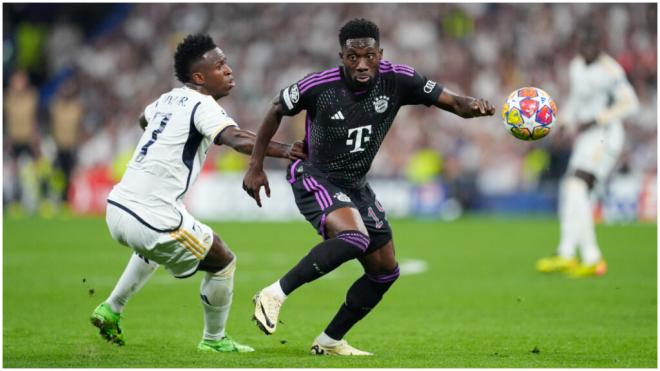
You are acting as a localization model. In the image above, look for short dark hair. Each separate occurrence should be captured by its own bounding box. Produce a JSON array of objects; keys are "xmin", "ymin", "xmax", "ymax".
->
[
  {"xmin": 173, "ymin": 34, "xmax": 216, "ymax": 83},
  {"xmin": 338, "ymin": 18, "xmax": 380, "ymax": 47},
  {"xmin": 578, "ymin": 21, "xmax": 601, "ymax": 44}
]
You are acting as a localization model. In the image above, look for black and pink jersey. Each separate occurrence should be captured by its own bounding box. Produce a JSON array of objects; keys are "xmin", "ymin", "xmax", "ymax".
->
[{"xmin": 279, "ymin": 60, "xmax": 444, "ymax": 189}]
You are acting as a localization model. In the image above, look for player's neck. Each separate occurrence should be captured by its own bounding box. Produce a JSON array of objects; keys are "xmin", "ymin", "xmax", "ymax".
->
[{"xmin": 184, "ymin": 83, "xmax": 210, "ymax": 96}]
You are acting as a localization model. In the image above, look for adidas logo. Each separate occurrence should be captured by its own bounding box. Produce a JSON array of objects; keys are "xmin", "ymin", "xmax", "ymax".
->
[{"xmin": 331, "ymin": 111, "xmax": 345, "ymax": 120}]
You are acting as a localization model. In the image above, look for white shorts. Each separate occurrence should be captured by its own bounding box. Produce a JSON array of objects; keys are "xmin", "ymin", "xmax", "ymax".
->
[
  {"xmin": 567, "ymin": 122, "xmax": 624, "ymax": 181},
  {"xmin": 106, "ymin": 202, "xmax": 214, "ymax": 278}
]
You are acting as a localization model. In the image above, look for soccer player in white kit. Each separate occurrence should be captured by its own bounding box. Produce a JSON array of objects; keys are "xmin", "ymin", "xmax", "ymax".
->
[
  {"xmin": 536, "ymin": 24, "xmax": 639, "ymax": 277},
  {"xmin": 90, "ymin": 34, "xmax": 305, "ymax": 352}
]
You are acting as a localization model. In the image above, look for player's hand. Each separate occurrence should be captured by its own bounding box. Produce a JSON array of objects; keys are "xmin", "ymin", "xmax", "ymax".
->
[
  {"xmin": 470, "ymin": 98, "xmax": 496, "ymax": 116},
  {"xmin": 242, "ymin": 167, "xmax": 270, "ymax": 207},
  {"xmin": 287, "ymin": 140, "xmax": 307, "ymax": 161},
  {"xmin": 576, "ymin": 119, "xmax": 597, "ymax": 133}
]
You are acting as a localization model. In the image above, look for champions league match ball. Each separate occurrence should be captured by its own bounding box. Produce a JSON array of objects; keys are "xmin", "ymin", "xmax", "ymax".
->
[{"xmin": 501, "ymin": 87, "xmax": 557, "ymax": 141}]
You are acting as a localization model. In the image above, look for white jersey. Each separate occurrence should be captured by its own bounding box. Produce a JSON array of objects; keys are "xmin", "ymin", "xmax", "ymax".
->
[
  {"xmin": 108, "ymin": 86, "xmax": 237, "ymax": 230},
  {"xmin": 563, "ymin": 53, "xmax": 638, "ymax": 127},
  {"xmin": 563, "ymin": 53, "xmax": 639, "ymax": 180}
]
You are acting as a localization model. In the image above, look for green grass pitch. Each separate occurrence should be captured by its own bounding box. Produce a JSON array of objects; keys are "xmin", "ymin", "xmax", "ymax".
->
[{"xmin": 3, "ymin": 215, "xmax": 657, "ymax": 367}]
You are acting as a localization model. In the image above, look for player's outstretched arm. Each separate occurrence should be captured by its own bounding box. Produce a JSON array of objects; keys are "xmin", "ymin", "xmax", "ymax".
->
[
  {"xmin": 242, "ymin": 98, "xmax": 286, "ymax": 207},
  {"xmin": 215, "ymin": 126, "xmax": 306, "ymax": 160},
  {"xmin": 433, "ymin": 88, "xmax": 496, "ymax": 118}
]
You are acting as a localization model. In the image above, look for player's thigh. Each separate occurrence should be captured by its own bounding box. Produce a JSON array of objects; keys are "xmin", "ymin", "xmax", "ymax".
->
[
  {"xmin": 106, "ymin": 203, "xmax": 158, "ymax": 251},
  {"xmin": 106, "ymin": 204, "xmax": 215, "ymax": 278},
  {"xmin": 158, "ymin": 211, "xmax": 217, "ymax": 278},
  {"xmin": 569, "ymin": 126, "xmax": 624, "ymax": 180},
  {"xmin": 289, "ymin": 161, "xmax": 367, "ymax": 238},
  {"xmin": 354, "ymin": 184, "xmax": 393, "ymax": 252},
  {"xmin": 324, "ymin": 207, "xmax": 368, "ymax": 238}
]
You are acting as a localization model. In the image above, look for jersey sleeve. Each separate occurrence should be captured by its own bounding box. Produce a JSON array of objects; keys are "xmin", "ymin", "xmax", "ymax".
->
[
  {"xmin": 397, "ymin": 68, "xmax": 444, "ymax": 106},
  {"xmin": 194, "ymin": 97, "xmax": 239, "ymax": 141},
  {"xmin": 143, "ymin": 99, "xmax": 159, "ymax": 123},
  {"xmin": 279, "ymin": 79, "xmax": 313, "ymax": 116}
]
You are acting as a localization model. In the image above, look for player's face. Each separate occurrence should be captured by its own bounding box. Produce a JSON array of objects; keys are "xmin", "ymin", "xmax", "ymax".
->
[
  {"xmin": 340, "ymin": 38, "xmax": 382, "ymax": 88},
  {"xmin": 195, "ymin": 48, "xmax": 235, "ymax": 99},
  {"xmin": 578, "ymin": 32, "xmax": 601, "ymax": 65}
]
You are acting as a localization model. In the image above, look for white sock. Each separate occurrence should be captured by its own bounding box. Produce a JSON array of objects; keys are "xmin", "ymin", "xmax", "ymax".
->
[
  {"xmin": 317, "ymin": 331, "xmax": 341, "ymax": 347},
  {"xmin": 107, "ymin": 253, "xmax": 159, "ymax": 313},
  {"xmin": 200, "ymin": 257, "xmax": 236, "ymax": 341},
  {"xmin": 264, "ymin": 280, "xmax": 287, "ymax": 301},
  {"xmin": 556, "ymin": 177, "xmax": 583, "ymax": 259},
  {"xmin": 575, "ymin": 182, "xmax": 602, "ymax": 265}
]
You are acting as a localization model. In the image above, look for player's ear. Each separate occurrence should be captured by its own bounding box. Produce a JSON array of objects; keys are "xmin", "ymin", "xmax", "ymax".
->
[
  {"xmin": 379, "ymin": 48, "xmax": 384, "ymax": 58},
  {"xmin": 190, "ymin": 71, "xmax": 204, "ymax": 85},
  {"xmin": 338, "ymin": 51, "xmax": 343, "ymax": 60}
]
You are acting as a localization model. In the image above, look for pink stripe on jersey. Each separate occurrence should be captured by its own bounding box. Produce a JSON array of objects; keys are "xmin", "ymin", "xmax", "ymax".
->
[
  {"xmin": 299, "ymin": 73, "xmax": 340, "ymax": 92},
  {"xmin": 380, "ymin": 67, "xmax": 414, "ymax": 77},
  {"xmin": 380, "ymin": 61, "xmax": 415, "ymax": 75},
  {"xmin": 299, "ymin": 76, "xmax": 341, "ymax": 94},
  {"xmin": 299, "ymin": 68, "xmax": 340, "ymax": 86}
]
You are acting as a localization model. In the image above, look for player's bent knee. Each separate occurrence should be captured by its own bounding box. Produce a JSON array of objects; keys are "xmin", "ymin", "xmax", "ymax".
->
[
  {"xmin": 365, "ymin": 265, "xmax": 400, "ymax": 285},
  {"xmin": 564, "ymin": 175, "xmax": 589, "ymax": 194},
  {"xmin": 573, "ymin": 169, "xmax": 597, "ymax": 190},
  {"xmin": 199, "ymin": 236, "xmax": 235, "ymax": 273},
  {"xmin": 335, "ymin": 230, "xmax": 371, "ymax": 256},
  {"xmin": 212, "ymin": 255, "xmax": 236, "ymax": 279}
]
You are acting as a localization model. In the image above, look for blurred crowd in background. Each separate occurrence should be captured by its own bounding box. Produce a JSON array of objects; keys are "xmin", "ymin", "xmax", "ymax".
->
[{"xmin": 3, "ymin": 3, "xmax": 657, "ymax": 219}]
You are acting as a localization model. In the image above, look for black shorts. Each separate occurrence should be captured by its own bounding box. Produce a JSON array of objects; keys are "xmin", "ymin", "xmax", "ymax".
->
[{"xmin": 287, "ymin": 160, "xmax": 393, "ymax": 254}]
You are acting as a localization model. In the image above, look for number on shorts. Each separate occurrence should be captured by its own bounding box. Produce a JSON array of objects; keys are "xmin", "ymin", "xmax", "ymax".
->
[{"xmin": 367, "ymin": 206, "xmax": 384, "ymax": 229}]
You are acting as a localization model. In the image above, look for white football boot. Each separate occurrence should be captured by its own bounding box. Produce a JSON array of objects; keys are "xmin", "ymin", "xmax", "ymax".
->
[
  {"xmin": 311, "ymin": 338, "xmax": 373, "ymax": 356},
  {"xmin": 252, "ymin": 290, "xmax": 283, "ymax": 335}
]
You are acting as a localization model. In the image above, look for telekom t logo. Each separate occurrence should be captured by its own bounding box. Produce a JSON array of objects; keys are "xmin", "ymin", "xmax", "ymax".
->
[{"xmin": 346, "ymin": 125, "xmax": 372, "ymax": 153}]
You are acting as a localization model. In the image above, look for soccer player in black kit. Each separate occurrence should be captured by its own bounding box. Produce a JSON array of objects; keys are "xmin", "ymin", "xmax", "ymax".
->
[{"xmin": 243, "ymin": 18, "xmax": 495, "ymax": 356}]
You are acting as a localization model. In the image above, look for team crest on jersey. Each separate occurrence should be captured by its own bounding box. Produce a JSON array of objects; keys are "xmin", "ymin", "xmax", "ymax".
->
[
  {"xmin": 373, "ymin": 95, "xmax": 389, "ymax": 113},
  {"xmin": 290, "ymin": 84, "xmax": 300, "ymax": 104},
  {"xmin": 334, "ymin": 192, "xmax": 352, "ymax": 203}
]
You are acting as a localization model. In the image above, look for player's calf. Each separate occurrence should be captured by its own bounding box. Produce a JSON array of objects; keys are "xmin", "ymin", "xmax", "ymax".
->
[
  {"xmin": 324, "ymin": 266, "xmax": 400, "ymax": 341},
  {"xmin": 279, "ymin": 230, "xmax": 370, "ymax": 294}
]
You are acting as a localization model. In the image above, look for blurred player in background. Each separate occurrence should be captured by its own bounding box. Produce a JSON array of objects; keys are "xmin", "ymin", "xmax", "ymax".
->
[
  {"xmin": 243, "ymin": 18, "xmax": 495, "ymax": 355},
  {"xmin": 4, "ymin": 70, "xmax": 40, "ymax": 214},
  {"xmin": 91, "ymin": 34, "xmax": 305, "ymax": 352},
  {"xmin": 536, "ymin": 23, "xmax": 639, "ymax": 277}
]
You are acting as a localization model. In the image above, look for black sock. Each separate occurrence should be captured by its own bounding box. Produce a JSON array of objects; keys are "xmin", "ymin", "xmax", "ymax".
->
[
  {"xmin": 324, "ymin": 266, "xmax": 400, "ymax": 340},
  {"xmin": 279, "ymin": 230, "xmax": 370, "ymax": 295}
]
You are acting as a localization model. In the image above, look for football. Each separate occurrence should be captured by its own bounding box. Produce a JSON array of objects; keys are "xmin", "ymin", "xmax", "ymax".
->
[{"xmin": 501, "ymin": 87, "xmax": 557, "ymax": 141}]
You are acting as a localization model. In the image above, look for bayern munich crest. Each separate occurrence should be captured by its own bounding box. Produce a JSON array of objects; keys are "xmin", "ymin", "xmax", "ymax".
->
[
  {"xmin": 334, "ymin": 192, "xmax": 352, "ymax": 202},
  {"xmin": 373, "ymin": 95, "xmax": 389, "ymax": 113}
]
